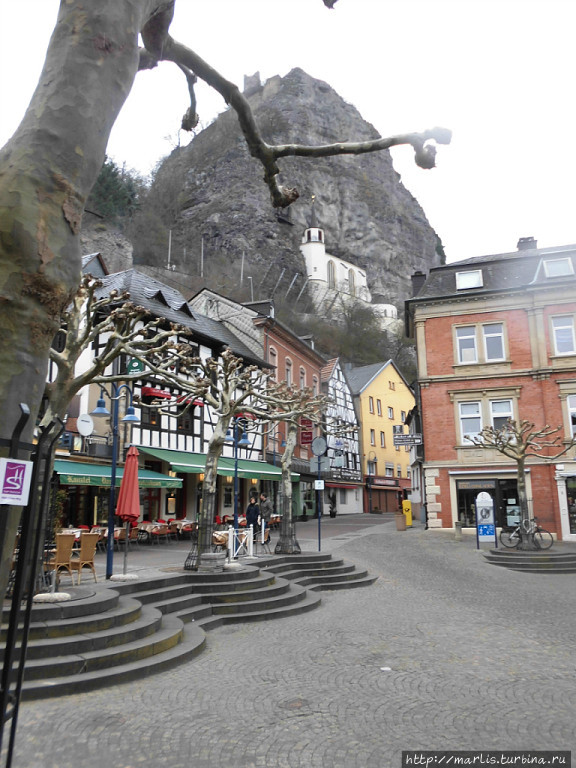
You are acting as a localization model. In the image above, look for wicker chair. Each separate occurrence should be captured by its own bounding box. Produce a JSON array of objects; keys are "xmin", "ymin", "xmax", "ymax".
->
[
  {"xmin": 70, "ymin": 532, "xmax": 99, "ymax": 584},
  {"xmin": 45, "ymin": 533, "xmax": 76, "ymax": 586}
]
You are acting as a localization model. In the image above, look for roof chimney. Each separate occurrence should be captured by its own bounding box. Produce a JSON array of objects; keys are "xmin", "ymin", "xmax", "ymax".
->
[
  {"xmin": 410, "ymin": 271, "xmax": 427, "ymax": 296},
  {"xmin": 517, "ymin": 236, "xmax": 537, "ymax": 251}
]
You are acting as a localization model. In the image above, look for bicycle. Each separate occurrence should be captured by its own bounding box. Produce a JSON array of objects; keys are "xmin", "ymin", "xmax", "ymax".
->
[{"xmin": 499, "ymin": 516, "xmax": 553, "ymax": 550}]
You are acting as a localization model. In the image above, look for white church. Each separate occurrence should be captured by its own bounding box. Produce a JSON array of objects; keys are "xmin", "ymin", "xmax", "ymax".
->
[{"xmin": 298, "ymin": 200, "xmax": 399, "ymax": 327}]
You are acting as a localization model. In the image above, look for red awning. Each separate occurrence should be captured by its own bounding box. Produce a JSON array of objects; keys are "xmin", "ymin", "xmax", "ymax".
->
[
  {"xmin": 326, "ymin": 483, "xmax": 361, "ymax": 489},
  {"xmin": 141, "ymin": 386, "xmax": 172, "ymax": 399}
]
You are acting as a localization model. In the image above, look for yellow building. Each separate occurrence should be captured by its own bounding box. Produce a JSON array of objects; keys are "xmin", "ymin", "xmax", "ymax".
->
[{"xmin": 346, "ymin": 361, "xmax": 415, "ymax": 513}]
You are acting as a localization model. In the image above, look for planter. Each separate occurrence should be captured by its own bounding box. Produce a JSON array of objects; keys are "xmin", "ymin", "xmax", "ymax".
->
[{"xmin": 395, "ymin": 513, "xmax": 407, "ymax": 531}]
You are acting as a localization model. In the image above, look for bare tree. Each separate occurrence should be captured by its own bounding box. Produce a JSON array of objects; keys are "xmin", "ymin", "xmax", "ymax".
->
[
  {"xmin": 468, "ymin": 419, "xmax": 576, "ymax": 549},
  {"xmin": 0, "ymin": 0, "xmax": 449, "ymax": 599}
]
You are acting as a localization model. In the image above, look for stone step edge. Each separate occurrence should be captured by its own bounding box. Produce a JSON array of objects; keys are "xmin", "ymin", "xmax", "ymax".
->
[
  {"xmin": 193, "ymin": 591, "xmax": 322, "ymax": 630},
  {"xmin": 20, "ymin": 623, "xmax": 206, "ymax": 700}
]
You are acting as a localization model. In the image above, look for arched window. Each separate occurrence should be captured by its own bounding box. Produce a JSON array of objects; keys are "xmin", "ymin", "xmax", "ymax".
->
[
  {"xmin": 299, "ymin": 367, "xmax": 306, "ymax": 389},
  {"xmin": 269, "ymin": 347, "xmax": 277, "ymax": 380},
  {"xmin": 285, "ymin": 358, "xmax": 293, "ymax": 386},
  {"xmin": 348, "ymin": 269, "xmax": 356, "ymax": 296},
  {"xmin": 312, "ymin": 376, "xmax": 319, "ymax": 396},
  {"xmin": 327, "ymin": 260, "xmax": 336, "ymax": 288}
]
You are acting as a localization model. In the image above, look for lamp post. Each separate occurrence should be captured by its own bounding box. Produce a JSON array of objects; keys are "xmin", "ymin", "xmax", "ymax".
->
[
  {"xmin": 91, "ymin": 384, "xmax": 139, "ymax": 578},
  {"xmin": 367, "ymin": 451, "xmax": 377, "ymax": 514},
  {"xmin": 225, "ymin": 417, "xmax": 250, "ymax": 556}
]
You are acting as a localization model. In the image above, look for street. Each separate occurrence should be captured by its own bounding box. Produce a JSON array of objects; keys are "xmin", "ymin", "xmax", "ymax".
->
[{"xmin": 8, "ymin": 515, "xmax": 576, "ymax": 767}]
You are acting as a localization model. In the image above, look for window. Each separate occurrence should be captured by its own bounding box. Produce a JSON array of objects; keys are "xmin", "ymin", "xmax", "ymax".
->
[
  {"xmin": 348, "ymin": 269, "xmax": 356, "ymax": 296},
  {"xmin": 269, "ymin": 347, "xmax": 277, "ymax": 380},
  {"xmin": 339, "ymin": 488, "xmax": 347, "ymax": 504},
  {"xmin": 552, "ymin": 316, "xmax": 576, "ymax": 355},
  {"xmin": 380, "ymin": 431, "xmax": 386, "ymax": 447},
  {"xmin": 299, "ymin": 367, "xmax": 306, "ymax": 389},
  {"xmin": 385, "ymin": 463, "xmax": 394, "ymax": 478},
  {"xmin": 459, "ymin": 401, "xmax": 482, "ymax": 443},
  {"xmin": 568, "ymin": 395, "xmax": 576, "ymax": 437},
  {"xmin": 456, "ymin": 326, "xmax": 477, "ymax": 363},
  {"xmin": 456, "ymin": 269, "xmax": 483, "ymax": 290},
  {"xmin": 376, "ymin": 399, "xmax": 382, "ymax": 416},
  {"xmin": 285, "ymin": 358, "xmax": 293, "ymax": 386},
  {"xmin": 482, "ymin": 323, "xmax": 505, "ymax": 361},
  {"xmin": 367, "ymin": 459, "xmax": 377, "ymax": 476},
  {"xmin": 389, "ymin": 381, "xmax": 395, "ymax": 390},
  {"xmin": 400, "ymin": 410, "xmax": 406, "ymax": 422},
  {"xmin": 456, "ymin": 322, "xmax": 507, "ymax": 364},
  {"xmin": 312, "ymin": 376, "xmax": 319, "ymax": 396},
  {"xmin": 397, "ymin": 465, "xmax": 402, "ymax": 478},
  {"xmin": 327, "ymin": 260, "xmax": 336, "ymax": 288},
  {"xmin": 368, "ymin": 397, "xmax": 374, "ymax": 414},
  {"xmin": 388, "ymin": 407, "xmax": 394, "ymax": 419},
  {"xmin": 490, "ymin": 399, "xmax": 513, "ymax": 431},
  {"xmin": 370, "ymin": 429, "xmax": 375, "ymax": 446},
  {"xmin": 544, "ymin": 258, "xmax": 574, "ymax": 278}
]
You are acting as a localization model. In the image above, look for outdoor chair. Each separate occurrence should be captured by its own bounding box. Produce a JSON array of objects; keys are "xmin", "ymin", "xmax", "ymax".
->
[
  {"xmin": 45, "ymin": 533, "xmax": 76, "ymax": 586},
  {"xmin": 70, "ymin": 532, "xmax": 99, "ymax": 584},
  {"xmin": 168, "ymin": 521, "xmax": 179, "ymax": 542}
]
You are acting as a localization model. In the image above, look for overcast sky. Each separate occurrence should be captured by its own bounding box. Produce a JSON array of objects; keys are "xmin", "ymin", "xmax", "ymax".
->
[{"xmin": 1, "ymin": 0, "xmax": 575, "ymax": 263}]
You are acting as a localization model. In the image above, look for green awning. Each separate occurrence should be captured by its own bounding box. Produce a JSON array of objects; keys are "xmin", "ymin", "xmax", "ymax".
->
[
  {"xmin": 53, "ymin": 459, "xmax": 182, "ymax": 488},
  {"xmin": 138, "ymin": 446, "xmax": 299, "ymax": 481}
]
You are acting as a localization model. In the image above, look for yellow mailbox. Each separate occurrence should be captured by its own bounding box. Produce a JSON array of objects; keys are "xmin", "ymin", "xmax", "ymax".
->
[{"xmin": 402, "ymin": 500, "xmax": 412, "ymax": 526}]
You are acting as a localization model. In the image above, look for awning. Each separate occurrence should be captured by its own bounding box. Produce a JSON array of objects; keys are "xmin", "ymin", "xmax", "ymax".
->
[
  {"xmin": 326, "ymin": 483, "xmax": 362, "ymax": 489},
  {"xmin": 54, "ymin": 459, "xmax": 182, "ymax": 488},
  {"xmin": 138, "ymin": 446, "xmax": 299, "ymax": 481}
]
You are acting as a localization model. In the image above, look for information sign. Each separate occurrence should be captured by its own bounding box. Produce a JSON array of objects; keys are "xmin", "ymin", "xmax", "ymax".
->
[{"xmin": 0, "ymin": 458, "xmax": 34, "ymax": 506}]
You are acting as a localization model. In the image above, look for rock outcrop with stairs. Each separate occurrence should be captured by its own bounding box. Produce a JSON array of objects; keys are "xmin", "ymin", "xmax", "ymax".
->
[
  {"xmin": 3, "ymin": 553, "xmax": 376, "ymax": 700},
  {"xmin": 483, "ymin": 549, "xmax": 576, "ymax": 574}
]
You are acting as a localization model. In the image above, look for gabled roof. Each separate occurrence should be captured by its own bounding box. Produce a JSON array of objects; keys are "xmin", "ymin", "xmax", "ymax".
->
[
  {"xmin": 321, "ymin": 358, "xmax": 339, "ymax": 383},
  {"xmin": 346, "ymin": 361, "xmax": 392, "ymax": 394},
  {"xmin": 95, "ymin": 269, "xmax": 268, "ymax": 366},
  {"xmin": 409, "ymin": 243, "xmax": 576, "ymax": 303}
]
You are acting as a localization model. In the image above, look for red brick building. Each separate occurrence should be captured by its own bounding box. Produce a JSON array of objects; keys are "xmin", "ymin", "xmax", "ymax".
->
[{"xmin": 406, "ymin": 238, "xmax": 576, "ymax": 540}]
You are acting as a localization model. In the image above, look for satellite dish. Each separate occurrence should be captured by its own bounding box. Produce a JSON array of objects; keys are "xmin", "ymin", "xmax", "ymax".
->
[{"xmin": 77, "ymin": 414, "xmax": 94, "ymax": 437}]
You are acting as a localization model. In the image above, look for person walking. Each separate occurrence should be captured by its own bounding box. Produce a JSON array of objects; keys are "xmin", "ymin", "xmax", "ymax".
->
[{"xmin": 259, "ymin": 492, "xmax": 273, "ymax": 531}]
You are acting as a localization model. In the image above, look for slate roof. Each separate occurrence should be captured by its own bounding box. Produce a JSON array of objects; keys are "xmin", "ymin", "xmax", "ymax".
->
[
  {"xmin": 345, "ymin": 362, "xmax": 391, "ymax": 395},
  {"xmin": 95, "ymin": 269, "xmax": 268, "ymax": 366},
  {"xmin": 409, "ymin": 243, "xmax": 576, "ymax": 303}
]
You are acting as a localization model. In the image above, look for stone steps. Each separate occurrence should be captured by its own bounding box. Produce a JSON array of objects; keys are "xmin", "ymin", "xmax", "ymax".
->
[
  {"xmin": 4, "ymin": 552, "xmax": 375, "ymax": 699},
  {"xmin": 483, "ymin": 549, "xmax": 576, "ymax": 573}
]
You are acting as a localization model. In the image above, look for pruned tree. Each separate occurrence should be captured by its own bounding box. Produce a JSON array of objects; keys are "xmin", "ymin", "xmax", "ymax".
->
[
  {"xmin": 0, "ymin": 0, "xmax": 450, "ymax": 600},
  {"xmin": 468, "ymin": 419, "xmax": 576, "ymax": 549},
  {"xmin": 44, "ymin": 275, "xmax": 179, "ymax": 431}
]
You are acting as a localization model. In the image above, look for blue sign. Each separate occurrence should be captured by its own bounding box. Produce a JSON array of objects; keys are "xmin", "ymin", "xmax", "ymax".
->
[{"xmin": 478, "ymin": 524, "xmax": 495, "ymax": 538}]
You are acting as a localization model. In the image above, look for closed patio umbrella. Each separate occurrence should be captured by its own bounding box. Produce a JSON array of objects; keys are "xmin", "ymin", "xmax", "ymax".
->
[{"xmin": 115, "ymin": 445, "xmax": 141, "ymax": 575}]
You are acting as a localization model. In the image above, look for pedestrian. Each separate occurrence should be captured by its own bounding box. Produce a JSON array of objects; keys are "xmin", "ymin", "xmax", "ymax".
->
[
  {"xmin": 245, "ymin": 495, "xmax": 260, "ymax": 531},
  {"xmin": 259, "ymin": 492, "xmax": 273, "ymax": 531}
]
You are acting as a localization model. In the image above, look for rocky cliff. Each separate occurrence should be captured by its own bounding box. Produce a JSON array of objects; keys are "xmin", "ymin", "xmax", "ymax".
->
[{"xmin": 136, "ymin": 68, "xmax": 443, "ymax": 310}]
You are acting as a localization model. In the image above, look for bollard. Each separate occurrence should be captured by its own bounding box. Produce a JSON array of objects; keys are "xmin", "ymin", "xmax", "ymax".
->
[{"xmin": 454, "ymin": 520, "xmax": 463, "ymax": 541}]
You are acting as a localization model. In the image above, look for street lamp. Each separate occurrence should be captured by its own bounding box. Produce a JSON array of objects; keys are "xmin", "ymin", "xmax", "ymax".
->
[
  {"xmin": 367, "ymin": 451, "xmax": 378, "ymax": 514},
  {"xmin": 91, "ymin": 384, "xmax": 140, "ymax": 578},
  {"xmin": 225, "ymin": 417, "xmax": 250, "ymax": 556}
]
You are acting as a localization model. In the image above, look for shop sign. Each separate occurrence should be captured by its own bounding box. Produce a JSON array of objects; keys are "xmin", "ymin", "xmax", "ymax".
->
[
  {"xmin": 458, "ymin": 479, "xmax": 496, "ymax": 491},
  {"xmin": 0, "ymin": 458, "xmax": 34, "ymax": 506}
]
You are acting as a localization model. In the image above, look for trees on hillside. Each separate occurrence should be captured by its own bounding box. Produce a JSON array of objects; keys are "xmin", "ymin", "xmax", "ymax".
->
[{"xmin": 0, "ymin": 0, "xmax": 449, "ymax": 598}]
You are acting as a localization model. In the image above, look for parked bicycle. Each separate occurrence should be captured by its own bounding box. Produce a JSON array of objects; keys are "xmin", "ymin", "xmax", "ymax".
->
[{"xmin": 499, "ymin": 516, "xmax": 553, "ymax": 550}]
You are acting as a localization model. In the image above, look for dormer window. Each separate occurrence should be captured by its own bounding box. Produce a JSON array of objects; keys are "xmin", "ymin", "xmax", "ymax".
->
[
  {"xmin": 543, "ymin": 258, "xmax": 574, "ymax": 278},
  {"xmin": 456, "ymin": 270, "xmax": 483, "ymax": 290}
]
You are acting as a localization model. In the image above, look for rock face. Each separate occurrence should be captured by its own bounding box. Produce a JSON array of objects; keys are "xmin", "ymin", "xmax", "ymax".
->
[{"xmin": 139, "ymin": 68, "xmax": 443, "ymax": 308}]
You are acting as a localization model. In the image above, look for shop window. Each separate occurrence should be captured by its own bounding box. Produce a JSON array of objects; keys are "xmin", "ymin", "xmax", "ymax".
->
[
  {"xmin": 339, "ymin": 488, "xmax": 347, "ymax": 504},
  {"xmin": 552, "ymin": 315, "xmax": 576, "ymax": 355}
]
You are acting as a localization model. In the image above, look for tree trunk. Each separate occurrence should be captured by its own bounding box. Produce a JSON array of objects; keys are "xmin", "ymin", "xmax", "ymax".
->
[
  {"xmin": 515, "ymin": 455, "xmax": 537, "ymax": 551},
  {"xmin": 275, "ymin": 424, "xmax": 301, "ymax": 554},
  {"xmin": 0, "ymin": 0, "xmax": 159, "ymax": 602},
  {"xmin": 192, "ymin": 418, "xmax": 228, "ymax": 565}
]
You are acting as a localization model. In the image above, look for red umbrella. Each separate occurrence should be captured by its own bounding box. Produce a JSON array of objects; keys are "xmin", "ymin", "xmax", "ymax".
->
[
  {"xmin": 116, "ymin": 446, "xmax": 141, "ymax": 575},
  {"xmin": 116, "ymin": 445, "xmax": 141, "ymax": 525}
]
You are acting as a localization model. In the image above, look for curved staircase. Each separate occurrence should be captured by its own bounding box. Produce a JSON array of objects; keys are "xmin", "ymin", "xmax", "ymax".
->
[
  {"xmin": 483, "ymin": 549, "xmax": 576, "ymax": 573},
  {"xmin": 2, "ymin": 552, "xmax": 376, "ymax": 700}
]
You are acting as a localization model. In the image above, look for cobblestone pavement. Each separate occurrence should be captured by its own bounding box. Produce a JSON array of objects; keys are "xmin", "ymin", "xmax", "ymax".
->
[{"xmin": 8, "ymin": 516, "xmax": 576, "ymax": 767}]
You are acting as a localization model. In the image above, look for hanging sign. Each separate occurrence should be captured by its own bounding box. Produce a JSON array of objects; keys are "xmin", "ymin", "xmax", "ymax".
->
[{"xmin": 0, "ymin": 458, "xmax": 34, "ymax": 506}]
